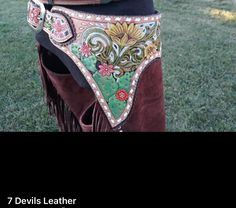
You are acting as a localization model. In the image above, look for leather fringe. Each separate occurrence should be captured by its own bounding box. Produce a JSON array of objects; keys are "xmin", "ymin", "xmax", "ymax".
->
[
  {"xmin": 92, "ymin": 102, "xmax": 112, "ymax": 132},
  {"xmin": 37, "ymin": 44, "xmax": 115, "ymax": 132},
  {"xmin": 38, "ymin": 48, "xmax": 81, "ymax": 132}
]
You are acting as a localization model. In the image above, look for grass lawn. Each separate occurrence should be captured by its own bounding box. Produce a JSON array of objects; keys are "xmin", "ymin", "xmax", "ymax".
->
[{"xmin": 0, "ymin": 0, "xmax": 235, "ymax": 131}]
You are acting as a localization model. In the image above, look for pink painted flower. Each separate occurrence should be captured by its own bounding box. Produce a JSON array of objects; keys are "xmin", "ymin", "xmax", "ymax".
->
[
  {"xmin": 52, "ymin": 20, "xmax": 67, "ymax": 39},
  {"xmin": 53, "ymin": 20, "xmax": 66, "ymax": 33},
  {"xmin": 80, "ymin": 43, "xmax": 92, "ymax": 57},
  {"xmin": 29, "ymin": 7, "xmax": 40, "ymax": 24},
  {"xmin": 116, "ymin": 89, "xmax": 129, "ymax": 101},
  {"xmin": 98, "ymin": 63, "xmax": 114, "ymax": 76}
]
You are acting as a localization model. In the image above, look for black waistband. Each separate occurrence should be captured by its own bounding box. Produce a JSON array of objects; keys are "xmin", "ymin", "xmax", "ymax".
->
[{"xmin": 45, "ymin": 0, "xmax": 155, "ymax": 16}]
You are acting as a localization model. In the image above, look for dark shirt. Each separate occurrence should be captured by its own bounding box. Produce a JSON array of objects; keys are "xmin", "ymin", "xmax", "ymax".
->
[{"xmin": 36, "ymin": 0, "xmax": 156, "ymax": 88}]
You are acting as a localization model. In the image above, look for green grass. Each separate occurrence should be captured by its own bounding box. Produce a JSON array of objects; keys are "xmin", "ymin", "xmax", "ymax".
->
[{"xmin": 0, "ymin": 0, "xmax": 235, "ymax": 131}]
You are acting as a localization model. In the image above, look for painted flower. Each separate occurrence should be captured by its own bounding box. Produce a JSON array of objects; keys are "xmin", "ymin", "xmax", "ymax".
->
[
  {"xmin": 80, "ymin": 43, "xmax": 92, "ymax": 57},
  {"xmin": 144, "ymin": 44, "xmax": 157, "ymax": 59},
  {"xmin": 105, "ymin": 22, "xmax": 144, "ymax": 47},
  {"xmin": 99, "ymin": 63, "xmax": 114, "ymax": 76},
  {"xmin": 52, "ymin": 20, "xmax": 67, "ymax": 39},
  {"xmin": 29, "ymin": 7, "xmax": 40, "ymax": 24},
  {"xmin": 53, "ymin": 20, "xmax": 66, "ymax": 32},
  {"xmin": 116, "ymin": 89, "xmax": 129, "ymax": 101}
]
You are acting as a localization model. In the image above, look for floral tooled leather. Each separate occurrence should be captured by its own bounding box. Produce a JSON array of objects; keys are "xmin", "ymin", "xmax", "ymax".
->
[
  {"xmin": 34, "ymin": 5, "xmax": 162, "ymax": 127},
  {"xmin": 27, "ymin": 1, "xmax": 41, "ymax": 28},
  {"xmin": 65, "ymin": 18, "xmax": 161, "ymax": 120},
  {"xmin": 44, "ymin": 12, "xmax": 74, "ymax": 43}
]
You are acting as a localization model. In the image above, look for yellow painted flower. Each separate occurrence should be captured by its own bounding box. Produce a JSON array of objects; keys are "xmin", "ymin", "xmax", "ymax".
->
[
  {"xmin": 144, "ymin": 44, "xmax": 157, "ymax": 59},
  {"xmin": 105, "ymin": 22, "xmax": 144, "ymax": 47}
]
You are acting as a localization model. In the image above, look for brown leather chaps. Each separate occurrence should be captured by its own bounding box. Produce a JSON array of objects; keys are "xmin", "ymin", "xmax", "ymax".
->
[{"xmin": 37, "ymin": 44, "xmax": 166, "ymax": 132}]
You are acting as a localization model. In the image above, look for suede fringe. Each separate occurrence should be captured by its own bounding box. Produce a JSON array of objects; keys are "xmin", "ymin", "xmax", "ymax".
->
[
  {"xmin": 92, "ymin": 102, "xmax": 112, "ymax": 132},
  {"xmin": 38, "ymin": 57, "xmax": 81, "ymax": 132}
]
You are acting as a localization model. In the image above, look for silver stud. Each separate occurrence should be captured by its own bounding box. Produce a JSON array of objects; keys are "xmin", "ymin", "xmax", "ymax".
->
[
  {"xmin": 105, "ymin": 17, "xmax": 111, "ymax": 21},
  {"xmin": 92, "ymin": 83, "xmax": 96, "ymax": 89}
]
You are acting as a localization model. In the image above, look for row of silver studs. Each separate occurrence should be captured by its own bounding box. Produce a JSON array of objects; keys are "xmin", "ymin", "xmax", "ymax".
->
[{"xmin": 52, "ymin": 6, "xmax": 161, "ymax": 24}]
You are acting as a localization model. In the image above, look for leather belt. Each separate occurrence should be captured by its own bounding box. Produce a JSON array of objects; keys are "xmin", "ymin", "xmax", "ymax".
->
[
  {"xmin": 40, "ymin": 0, "xmax": 117, "ymax": 5},
  {"xmin": 27, "ymin": 0, "xmax": 119, "ymax": 32}
]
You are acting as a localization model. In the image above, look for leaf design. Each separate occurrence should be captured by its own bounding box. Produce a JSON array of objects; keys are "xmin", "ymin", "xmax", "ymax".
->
[
  {"xmin": 93, "ymin": 72, "xmax": 118, "ymax": 101},
  {"xmin": 108, "ymin": 95, "xmax": 127, "ymax": 119}
]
